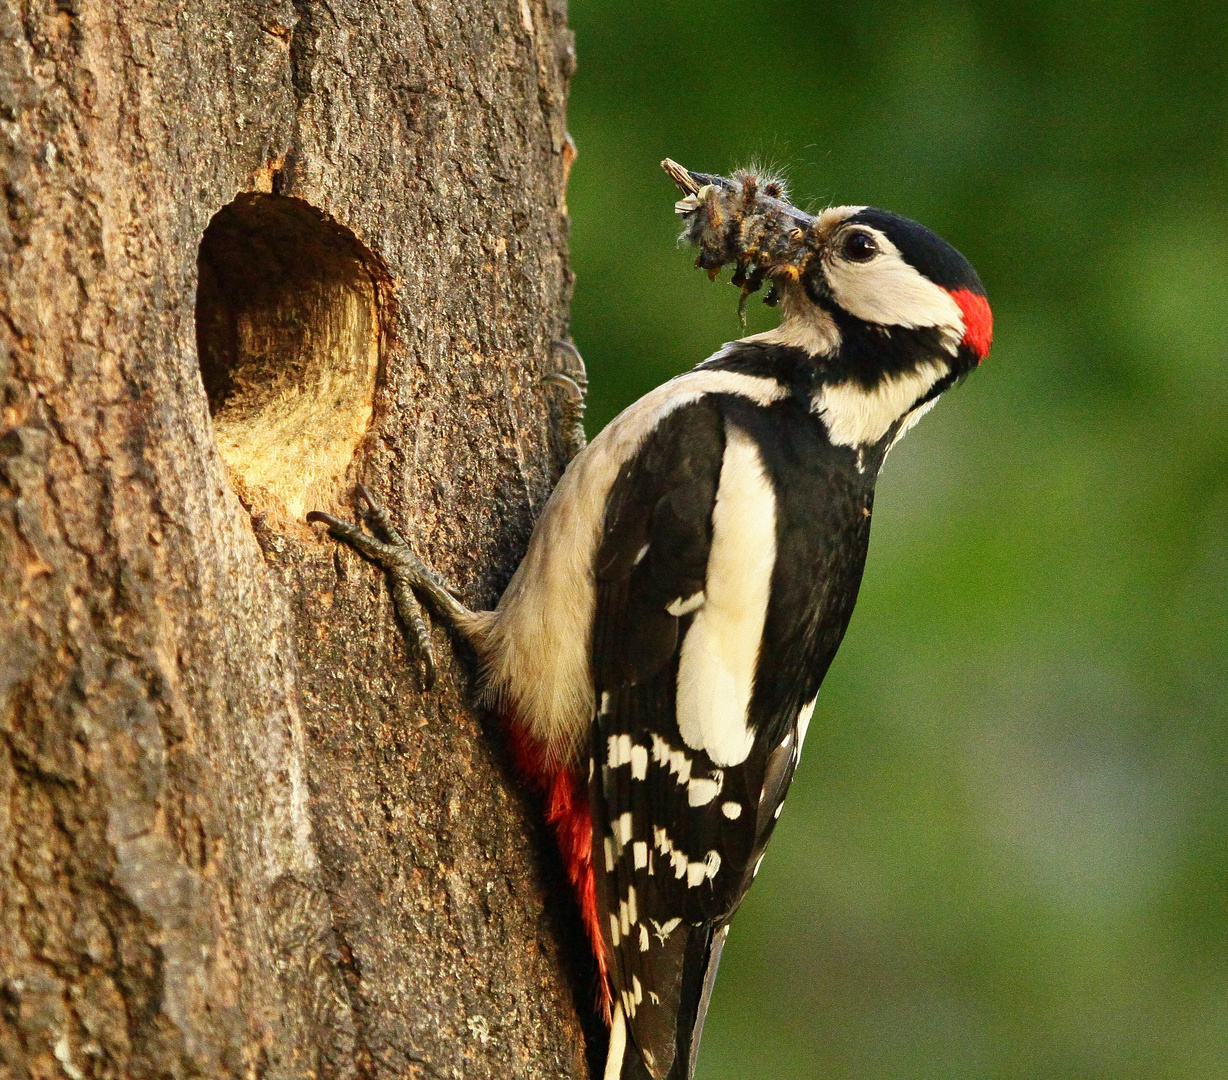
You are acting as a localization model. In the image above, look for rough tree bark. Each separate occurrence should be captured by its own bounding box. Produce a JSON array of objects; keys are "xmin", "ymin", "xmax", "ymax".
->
[{"xmin": 0, "ymin": 0, "xmax": 595, "ymax": 1076}]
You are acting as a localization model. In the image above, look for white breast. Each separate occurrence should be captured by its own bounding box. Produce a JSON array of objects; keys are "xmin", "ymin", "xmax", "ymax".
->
[{"xmin": 675, "ymin": 425, "xmax": 777, "ymax": 767}]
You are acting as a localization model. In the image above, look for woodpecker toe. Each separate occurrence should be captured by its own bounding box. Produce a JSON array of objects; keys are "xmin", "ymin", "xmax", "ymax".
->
[{"xmin": 544, "ymin": 342, "xmax": 589, "ymax": 462}]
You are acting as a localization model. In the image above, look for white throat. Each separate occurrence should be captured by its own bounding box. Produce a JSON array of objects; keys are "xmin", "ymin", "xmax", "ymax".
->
[{"xmin": 740, "ymin": 284, "xmax": 841, "ymax": 358}]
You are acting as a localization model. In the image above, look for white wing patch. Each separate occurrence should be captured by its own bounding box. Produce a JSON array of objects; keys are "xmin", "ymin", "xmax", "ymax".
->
[{"xmin": 676, "ymin": 426, "xmax": 776, "ymax": 767}]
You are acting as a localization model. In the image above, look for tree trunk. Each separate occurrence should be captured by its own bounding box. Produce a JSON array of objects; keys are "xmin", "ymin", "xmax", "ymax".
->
[{"xmin": 0, "ymin": 0, "xmax": 593, "ymax": 1076}]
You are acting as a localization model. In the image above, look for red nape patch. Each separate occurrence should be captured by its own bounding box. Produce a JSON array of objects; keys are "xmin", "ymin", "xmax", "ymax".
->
[
  {"xmin": 948, "ymin": 287, "xmax": 993, "ymax": 360},
  {"xmin": 507, "ymin": 724, "xmax": 613, "ymax": 1022}
]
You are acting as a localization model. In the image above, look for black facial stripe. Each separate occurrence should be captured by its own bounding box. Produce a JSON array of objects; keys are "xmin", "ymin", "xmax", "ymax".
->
[
  {"xmin": 824, "ymin": 308, "xmax": 963, "ymax": 388},
  {"xmin": 845, "ymin": 208, "xmax": 985, "ymax": 295}
]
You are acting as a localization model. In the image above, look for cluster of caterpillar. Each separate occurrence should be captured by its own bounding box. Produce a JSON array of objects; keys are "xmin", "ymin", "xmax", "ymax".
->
[{"xmin": 662, "ymin": 158, "xmax": 823, "ymax": 322}]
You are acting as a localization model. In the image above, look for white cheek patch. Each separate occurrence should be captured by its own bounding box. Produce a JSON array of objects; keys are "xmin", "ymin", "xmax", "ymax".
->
[
  {"xmin": 676, "ymin": 426, "xmax": 776, "ymax": 767},
  {"xmin": 824, "ymin": 228, "xmax": 964, "ymax": 346},
  {"xmin": 814, "ymin": 360, "xmax": 948, "ymax": 448}
]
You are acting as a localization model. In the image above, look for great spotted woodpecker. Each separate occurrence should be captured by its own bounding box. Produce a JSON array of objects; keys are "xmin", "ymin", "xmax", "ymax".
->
[{"xmin": 309, "ymin": 160, "xmax": 992, "ymax": 1080}]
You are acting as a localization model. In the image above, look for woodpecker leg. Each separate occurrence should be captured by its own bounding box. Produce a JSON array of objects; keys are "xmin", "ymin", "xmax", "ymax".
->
[
  {"xmin": 545, "ymin": 339, "xmax": 588, "ymax": 463},
  {"xmin": 307, "ymin": 486, "xmax": 475, "ymax": 689}
]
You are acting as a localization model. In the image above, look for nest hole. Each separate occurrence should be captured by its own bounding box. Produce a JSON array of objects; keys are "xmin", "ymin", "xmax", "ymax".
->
[{"xmin": 195, "ymin": 194, "xmax": 387, "ymax": 527}]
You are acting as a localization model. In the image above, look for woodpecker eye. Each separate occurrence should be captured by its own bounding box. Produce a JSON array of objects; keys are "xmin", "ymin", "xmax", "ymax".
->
[{"xmin": 841, "ymin": 230, "xmax": 878, "ymax": 262}]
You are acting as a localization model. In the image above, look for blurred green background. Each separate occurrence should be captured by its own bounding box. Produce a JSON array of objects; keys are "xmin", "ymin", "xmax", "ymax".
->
[{"xmin": 564, "ymin": 3, "xmax": 1228, "ymax": 1078}]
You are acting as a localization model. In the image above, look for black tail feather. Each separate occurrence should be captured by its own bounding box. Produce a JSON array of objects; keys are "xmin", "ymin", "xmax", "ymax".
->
[{"xmin": 616, "ymin": 921, "xmax": 728, "ymax": 1080}]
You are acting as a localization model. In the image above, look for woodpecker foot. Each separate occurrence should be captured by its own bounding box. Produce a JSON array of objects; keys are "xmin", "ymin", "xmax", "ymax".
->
[
  {"xmin": 545, "ymin": 339, "xmax": 589, "ymax": 463},
  {"xmin": 307, "ymin": 486, "xmax": 471, "ymax": 689}
]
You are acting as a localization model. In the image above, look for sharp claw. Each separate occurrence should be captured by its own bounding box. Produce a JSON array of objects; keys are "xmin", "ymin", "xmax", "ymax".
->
[
  {"xmin": 307, "ymin": 510, "xmax": 345, "ymax": 528},
  {"xmin": 309, "ymin": 486, "xmax": 473, "ymax": 692},
  {"xmin": 550, "ymin": 340, "xmax": 588, "ymax": 389},
  {"xmin": 543, "ymin": 372, "xmax": 585, "ymax": 401}
]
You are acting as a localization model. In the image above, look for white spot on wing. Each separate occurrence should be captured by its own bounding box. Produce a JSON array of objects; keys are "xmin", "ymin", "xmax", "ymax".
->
[
  {"xmin": 630, "ymin": 743, "xmax": 648, "ymax": 780},
  {"xmin": 604, "ymin": 836, "xmax": 615, "ymax": 872},
  {"xmin": 666, "ymin": 591, "xmax": 705, "ymax": 617},
  {"xmin": 722, "ymin": 800, "xmax": 742, "ymax": 819},
  {"xmin": 687, "ymin": 850, "xmax": 721, "ymax": 887},
  {"xmin": 651, "ymin": 917, "xmax": 682, "ymax": 944},
  {"xmin": 633, "ymin": 841, "xmax": 648, "ymax": 869},
  {"xmin": 796, "ymin": 695, "xmax": 818, "ymax": 760},
  {"xmin": 676, "ymin": 426, "xmax": 775, "ymax": 767},
  {"xmin": 668, "ymin": 748, "xmax": 693, "ymax": 784},
  {"xmin": 639, "ymin": 923, "xmax": 649, "ymax": 951},
  {"xmin": 687, "ymin": 771, "xmax": 724, "ymax": 807},
  {"xmin": 627, "ymin": 885, "xmax": 638, "ymax": 925},
  {"xmin": 609, "ymin": 913, "xmax": 621, "ymax": 947},
  {"xmin": 614, "ymin": 812, "xmax": 633, "ymax": 848}
]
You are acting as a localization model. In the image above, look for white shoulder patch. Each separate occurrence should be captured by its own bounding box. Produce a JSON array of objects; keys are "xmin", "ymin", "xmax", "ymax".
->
[
  {"xmin": 675, "ymin": 426, "xmax": 776, "ymax": 767},
  {"xmin": 814, "ymin": 359, "xmax": 948, "ymax": 448},
  {"xmin": 480, "ymin": 365, "xmax": 788, "ymax": 765}
]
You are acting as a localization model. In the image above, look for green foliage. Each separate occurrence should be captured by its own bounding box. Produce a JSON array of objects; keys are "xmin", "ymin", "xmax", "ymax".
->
[{"xmin": 566, "ymin": 3, "xmax": 1228, "ymax": 1076}]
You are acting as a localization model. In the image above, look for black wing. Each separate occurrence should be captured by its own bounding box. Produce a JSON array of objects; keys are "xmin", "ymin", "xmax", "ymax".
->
[{"xmin": 588, "ymin": 398, "xmax": 803, "ymax": 1080}]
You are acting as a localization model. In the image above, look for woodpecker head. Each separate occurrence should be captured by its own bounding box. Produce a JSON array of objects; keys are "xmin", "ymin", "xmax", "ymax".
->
[{"xmin": 663, "ymin": 159, "xmax": 993, "ymax": 390}]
